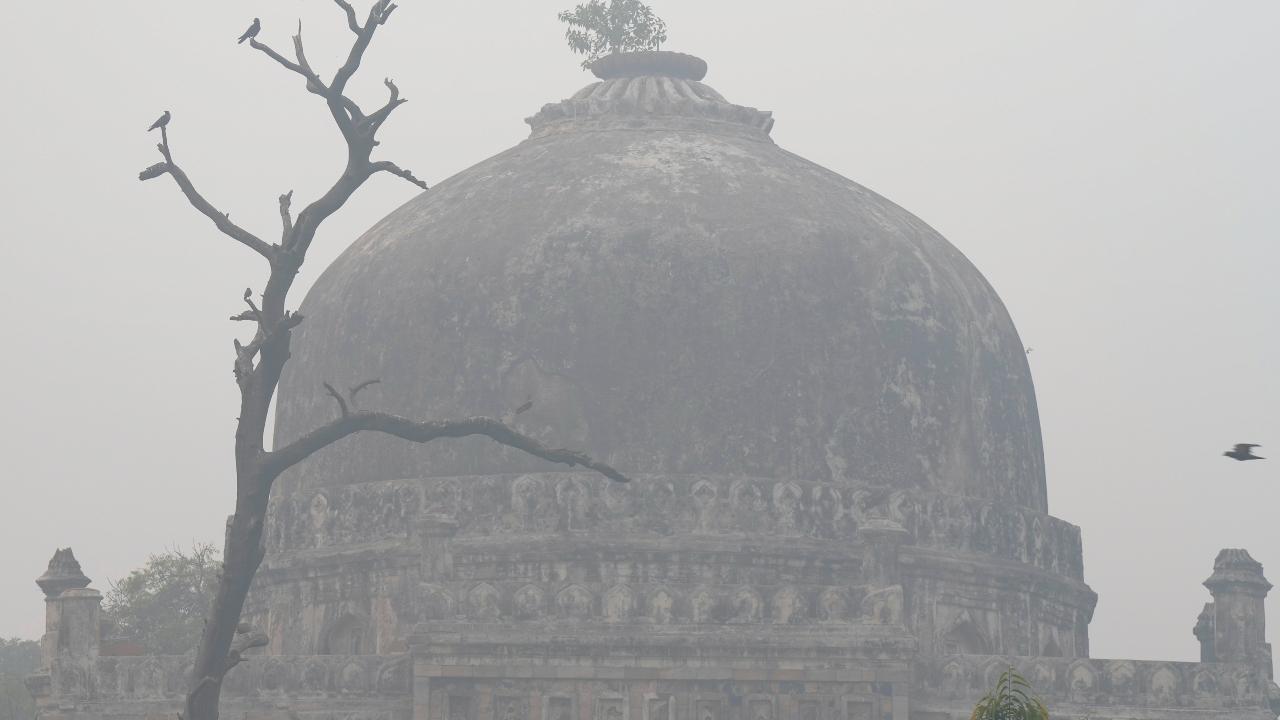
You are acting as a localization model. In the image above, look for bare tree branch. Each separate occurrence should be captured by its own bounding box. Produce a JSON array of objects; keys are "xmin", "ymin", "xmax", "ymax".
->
[
  {"xmin": 350, "ymin": 378, "xmax": 381, "ymax": 404},
  {"xmin": 137, "ymin": 128, "xmax": 275, "ymax": 259},
  {"xmin": 232, "ymin": 310, "xmax": 304, "ymax": 387},
  {"xmin": 373, "ymin": 1, "xmax": 399, "ymax": 25},
  {"xmin": 369, "ymin": 160, "xmax": 429, "ymax": 189},
  {"xmin": 330, "ymin": 1, "xmax": 392, "ymax": 95},
  {"xmin": 333, "ymin": 0, "xmax": 363, "ymax": 33},
  {"xmin": 268, "ymin": 412, "xmax": 629, "ymax": 483},
  {"xmin": 138, "ymin": 162, "xmax": 167, "ymax": 181},
  {"xmin": 223, "ymin": 625, "xmax": 268, "ymax": 673},
  {"xmin": 249, "ymin": 34, "xmax": 365, "ymax": 142},
  {"xmin": 322, "ymin": 382, "xmax": 350, "ymax": 417},
  {"xmin": 241, "ymin": 288, "xmax": 265, "ymax": 325},
  {"xmin": 364, "ymin": 77, "xmax": 407, "ymax": 133},
  {"xmin": 323, "ymin": 378, "xmax": 381, "ymax": 416},
  {"xmin": 248, "ymin": 37, "xmax": 318, "ymax": 86},
  {"xmin": 232, "ymin": 337, "xmax": 261, "ymax": 386},
  {"xmin": 291, "ymin": 22, "xmax": 321, "ymax": 88},
  {"xmin": 278, "ymin": 191, "xmax": 294, "ymax": 240}
]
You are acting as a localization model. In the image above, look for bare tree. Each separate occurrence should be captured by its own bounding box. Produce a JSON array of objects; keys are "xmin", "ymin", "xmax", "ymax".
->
[{"xmin": 138, "ymin": 3, "xmax": 627, "ymax": 719}]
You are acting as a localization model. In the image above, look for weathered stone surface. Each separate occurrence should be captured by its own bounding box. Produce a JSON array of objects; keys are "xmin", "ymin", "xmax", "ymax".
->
[
  {"xmin": 241, "ymin": 472, "xmax": 1094, "ymax": 659},
  {"xmin": 260, "ymin": 475, "xmax": 1085, "ymax": 576},
  {"xmin": 915, "ymin": 654, "xmax": 1278, "ymax": 719},
  {"xmin": 273, "ymin": 57, "xmax": 1048, "ymax": 514},
  {"xmin": 28, "ymin": 653, "xmax": 412, "ymax": 720},
  {"xmin": 1203, "ymin": 549, "xmax": 1274, "ymax": 672}
]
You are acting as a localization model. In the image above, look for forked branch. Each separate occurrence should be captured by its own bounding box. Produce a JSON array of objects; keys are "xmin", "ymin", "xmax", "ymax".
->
[
  {"xmin": 333, "ymin": 0, "xmax": 363, "ymax": 34},
  {"xmin": 268, "ymin": 411, "xmax": 629, "ymax": 483},
  {"xmin": 322, "ymin": 378, "xmax": 381, "ymax": 416},
  {"xmin": 364, "ymin": 77, "xmax": 407, "ymax": 133},
  {"xmin": 248, "ymin": 36, "xmax": 320, "ymax": 88},
  {"xmin": 137, "ymin": 127, "xmax": 275, "ymax": 259}
]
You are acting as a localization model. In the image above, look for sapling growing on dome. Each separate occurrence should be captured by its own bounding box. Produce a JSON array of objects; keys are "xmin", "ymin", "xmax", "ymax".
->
[{"xmin": 559, "ymin": 0, "xmax": 668, "ymax": 68}]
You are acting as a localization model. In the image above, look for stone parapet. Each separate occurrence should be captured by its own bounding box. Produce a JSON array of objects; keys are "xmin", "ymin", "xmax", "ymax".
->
[
  {"xmin": 913, "ymin": 653, "xmax": 1276, "ymax": 719},
  {"xmin": 412, "ymin": 624, "xmax": 914, "ymax": 720},
  {"xmin": 29, "ymin": 654, "xmax": 412, "ymax": 720}
]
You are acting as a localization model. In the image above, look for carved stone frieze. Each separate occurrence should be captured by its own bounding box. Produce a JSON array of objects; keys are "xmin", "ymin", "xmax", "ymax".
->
[
  {"xmin": 916, "ymin": 654, "xmax": 1270, "ymax": 710},
  {"xmin": 265, "ymin": 474, "xmax": 1085, "ymax": 579}
]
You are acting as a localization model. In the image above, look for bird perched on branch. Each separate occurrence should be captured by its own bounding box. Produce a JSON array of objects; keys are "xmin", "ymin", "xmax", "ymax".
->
[
  {"xmin": 1223, "ymin": 443, "xmax": 1264, "ymax": 461},
  {"xmin": 238, "ymin": 18, "xmax": 260, "ymax": 44},
  {"xmin": 147, "ymin": 110, "xmax": 170, "ymax": 132}
]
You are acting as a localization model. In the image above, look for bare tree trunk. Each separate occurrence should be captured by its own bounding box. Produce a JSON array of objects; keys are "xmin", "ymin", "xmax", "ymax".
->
[
  {"xmin": 138, "ymin": 4, "xmax": 627, "ymax": 719},
  {"xmin": 185, "ymin": 502, "xmax": 266, "ymax": 720}
]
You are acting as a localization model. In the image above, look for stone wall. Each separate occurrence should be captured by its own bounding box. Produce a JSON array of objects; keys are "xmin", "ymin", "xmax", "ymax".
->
[
  {"xmin": 913, "ymin": 654, "xmax": 1276, "ymax": 719},
  {"xmin": 424, "ymin": 679, "xmax": 901, "ymax": 720},
  {"xmin": 250, "ymin": 474, "xmax": 1093, "ymax": 658},
  {"xmin": 28, "ymin": 654, "xmax": 412, "ymax": 720},
  {"xmin": 411, "ymin": 623, "xmax": 916, "ymax": 720}
]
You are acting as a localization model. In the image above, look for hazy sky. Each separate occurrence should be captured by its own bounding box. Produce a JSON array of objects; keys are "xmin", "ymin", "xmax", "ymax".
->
[{"xmin": 0, "ymin": 1, "xmax": 1275, "ymax": 665}]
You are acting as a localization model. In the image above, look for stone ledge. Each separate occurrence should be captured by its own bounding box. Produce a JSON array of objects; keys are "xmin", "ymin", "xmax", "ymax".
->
[{"xmin": 915, "ymin": 654, "xmax": 1273, "ymax": 711}]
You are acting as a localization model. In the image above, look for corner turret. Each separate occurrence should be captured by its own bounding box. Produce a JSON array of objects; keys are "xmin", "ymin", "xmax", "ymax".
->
[
  {"xmin": 1201, "ymin": 549, "xmax": 1272, "ymax": 676},
  {"xmin": 28, "ymin": 548, "xmax": 103, "ymax": 710}
]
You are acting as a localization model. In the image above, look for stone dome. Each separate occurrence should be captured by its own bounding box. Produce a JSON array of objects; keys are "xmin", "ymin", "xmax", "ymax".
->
[{"xmin": 274, "ymin": 52, "xmax": 1047, "ymax": 512}]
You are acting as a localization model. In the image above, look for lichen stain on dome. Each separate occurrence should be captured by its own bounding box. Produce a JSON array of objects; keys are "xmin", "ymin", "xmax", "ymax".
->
[{"xmin": 274, "ymin": 56, "xmax": 1047, "ymax": 513}]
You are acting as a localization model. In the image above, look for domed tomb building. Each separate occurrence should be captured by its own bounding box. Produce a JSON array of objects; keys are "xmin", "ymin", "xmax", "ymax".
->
[
  {"xmin": 28, "ymin": 52, "xmax": 1279, "ymax": 720},
  {"xmin": 262, "ymin": 48, "xmax": 1087, "ymax": 659}
]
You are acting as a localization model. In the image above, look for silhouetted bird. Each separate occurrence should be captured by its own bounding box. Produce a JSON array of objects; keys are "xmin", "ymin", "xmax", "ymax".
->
[
  {"xmin": 147, "ymin": 110, "xmax": 170, "ymax": 132},
  {"xmin": 1224, "ymin": 444, "xmax": 1265, "ymax": 461},
  {"xmin": 514, "ymin": 398, "xmax": 534, "ymax": 416},
  {"xmin": 238, "ymin": 18, "xmax": 260, "ymax": 44}
]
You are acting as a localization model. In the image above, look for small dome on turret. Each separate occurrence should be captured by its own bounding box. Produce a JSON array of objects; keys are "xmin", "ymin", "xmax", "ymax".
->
[{"xmin": 36, "ymin": 548, "xmax": 91, "ymax": 598}]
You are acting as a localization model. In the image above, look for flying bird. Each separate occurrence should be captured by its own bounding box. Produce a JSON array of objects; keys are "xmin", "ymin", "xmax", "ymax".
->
[
  {"xmin": 238, "ymin": 18, "xmax": 260, "ymax": 44},
  {"xmin": 147, "ymin": 110, "xmax": 170, "ymax": 132},
  {"xmin": 1223, "ymin": 444, "xmax": 1264, "ymax": 461}
]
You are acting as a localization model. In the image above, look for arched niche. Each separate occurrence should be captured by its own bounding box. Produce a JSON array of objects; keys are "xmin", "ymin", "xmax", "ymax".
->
[
  {"xmin": 941, "ymin": 616, "xmax": 990, "ymax": 655},
  {"xmin": 323, "ymin": 613, "xmax": 372, "ymax": 655}
]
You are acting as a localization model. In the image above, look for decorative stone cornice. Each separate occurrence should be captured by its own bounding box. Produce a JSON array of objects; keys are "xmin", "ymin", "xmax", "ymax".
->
[
  {"xmin": 526, "ymin": 61, "xmax": 775, "ymax": 139},
  {"xmin": 409, "ymin": 621, "xmax": 917, "ymax": 668},
  {"xmin": 1205, "ymin": 549, "xmax": 1273, "ymax": 597}
]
